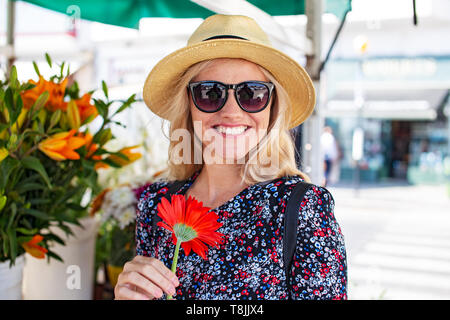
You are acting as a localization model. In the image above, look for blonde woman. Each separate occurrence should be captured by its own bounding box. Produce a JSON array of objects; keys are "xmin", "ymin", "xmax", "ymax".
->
[{"xmin": 115, "ymin": 14, "xmax": 347, "ymax": 300}]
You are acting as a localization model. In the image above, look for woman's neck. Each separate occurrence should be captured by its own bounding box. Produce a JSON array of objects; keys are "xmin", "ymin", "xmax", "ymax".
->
[{"xmin": 187, "ymin": 164, "xmax": 249, "ymax": 208}]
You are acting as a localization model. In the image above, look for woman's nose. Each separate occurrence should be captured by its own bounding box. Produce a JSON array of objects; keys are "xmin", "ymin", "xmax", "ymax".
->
[{"xmin": 218, "ymin": 89, "xmax": 242, "ymax": 115}]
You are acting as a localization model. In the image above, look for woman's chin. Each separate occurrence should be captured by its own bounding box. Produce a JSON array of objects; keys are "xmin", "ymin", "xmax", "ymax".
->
[{"xmin": 203, "ymin": 149, "xmax": 248, "ymax": 164}]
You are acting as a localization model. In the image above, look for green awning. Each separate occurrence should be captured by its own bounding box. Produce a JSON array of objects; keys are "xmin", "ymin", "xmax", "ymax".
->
[{"xmin": 15, "ymin": 0, "xmax": 352, "ymax": 29}]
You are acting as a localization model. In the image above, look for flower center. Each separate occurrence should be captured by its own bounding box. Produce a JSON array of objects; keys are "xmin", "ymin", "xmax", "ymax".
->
[{"xmin": 173, "ymin": 223, "xmax": 198, "ymax": 242}]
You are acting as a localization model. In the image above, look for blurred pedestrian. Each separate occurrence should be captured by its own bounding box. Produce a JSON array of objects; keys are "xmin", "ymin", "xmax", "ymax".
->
[{"xmin": 321, "ymin": 126, "xmax": 339, "ymax": 187}]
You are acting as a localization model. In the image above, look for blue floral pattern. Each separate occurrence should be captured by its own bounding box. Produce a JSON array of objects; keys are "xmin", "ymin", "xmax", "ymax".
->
[{"xmin": 134, "ymin": 170, "xmax": 347, "ymax": 300}]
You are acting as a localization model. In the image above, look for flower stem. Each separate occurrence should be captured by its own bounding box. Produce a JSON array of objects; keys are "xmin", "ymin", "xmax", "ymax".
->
[{"xmin": 167, "ymin": 239, "xmax": 181, "ymax": 300}]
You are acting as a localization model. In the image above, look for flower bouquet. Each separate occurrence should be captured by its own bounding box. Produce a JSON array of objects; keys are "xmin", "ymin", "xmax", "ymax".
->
[{"xmin": 0, "ymin": 53, "xmax": 142, "ymax": 268}]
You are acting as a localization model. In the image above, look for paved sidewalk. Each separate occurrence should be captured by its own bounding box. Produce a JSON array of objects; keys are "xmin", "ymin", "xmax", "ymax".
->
[{"xmin": 327, "ymin": 181, "xmax": 450, "ymax": 300}]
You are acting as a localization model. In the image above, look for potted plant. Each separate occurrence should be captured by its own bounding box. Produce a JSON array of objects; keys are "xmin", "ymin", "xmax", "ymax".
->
[
  {"xmin": 92, "ymin": 184, "xmax": 138, "ymax": 289},
  {"xmin": 0, "ymin": 53, "xmax": 142, "ymax": 299}
]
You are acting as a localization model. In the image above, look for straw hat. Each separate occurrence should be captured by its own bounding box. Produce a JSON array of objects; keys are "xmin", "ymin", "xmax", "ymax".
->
[{"xmin": 143, "ymin": 14, "xmax": 316, "ymax": 129}]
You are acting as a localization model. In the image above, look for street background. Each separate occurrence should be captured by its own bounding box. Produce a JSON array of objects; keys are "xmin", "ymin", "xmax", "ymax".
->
[{"xmin": 330, "ymin": 182, "xmax": 450, "ymax": 299}]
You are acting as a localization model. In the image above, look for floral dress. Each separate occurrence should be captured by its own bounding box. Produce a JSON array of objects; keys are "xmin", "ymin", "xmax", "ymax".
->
[{"xmin": 134, "ymin": 170, "xmax": 347, "ymax": 300}]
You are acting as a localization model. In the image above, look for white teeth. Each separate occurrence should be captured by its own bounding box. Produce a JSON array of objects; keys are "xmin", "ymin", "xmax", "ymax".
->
[{"xmin": 214, "ymin": 125, "xmax": 248, "ymax": 135}]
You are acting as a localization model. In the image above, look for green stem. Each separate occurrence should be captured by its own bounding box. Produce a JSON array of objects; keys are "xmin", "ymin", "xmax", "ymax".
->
[{"xmin": 167, "ymin": 239, "xmax": 181, "ymax": 300}]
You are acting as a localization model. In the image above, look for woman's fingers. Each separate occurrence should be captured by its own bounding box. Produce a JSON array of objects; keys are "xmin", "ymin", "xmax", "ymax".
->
[
  {"xmin": 117, "ymin": 270, "xmax": 167, "ymax": 299},
  {"xmin": 124, "ymin": 261, "xmax": 177, "ymax": 296},
  {"xmin": 115, "ymin": 256, "xmax": 179, "ymax": 300},
  {"xmin": 139, "ymin": 256, "xmax": 179, "ymax": 287},
  {"xmin": 114, "ymin": 283, "xmax": 151, "ymax": 300}
]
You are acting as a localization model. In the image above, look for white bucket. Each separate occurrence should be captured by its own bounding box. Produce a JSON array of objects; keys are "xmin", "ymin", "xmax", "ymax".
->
[
  {"xmin": 23, "ymin": 216, "xmax": 100, "ymax": 300},
  {"xmin": 0, "ymin": 255, "xmax": 25, "ymax": 300}
]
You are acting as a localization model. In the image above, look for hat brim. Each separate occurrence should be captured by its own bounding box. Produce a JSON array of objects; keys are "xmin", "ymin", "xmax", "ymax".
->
[{"xmin": 143, "ymin": 39, "xmax": 316, "ymax": 129}]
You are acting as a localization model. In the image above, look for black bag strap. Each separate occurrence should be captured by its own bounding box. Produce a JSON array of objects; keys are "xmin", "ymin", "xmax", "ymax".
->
[{"xmin": 283, "ymin": 181, "xmax": 312, "ymax": 283}]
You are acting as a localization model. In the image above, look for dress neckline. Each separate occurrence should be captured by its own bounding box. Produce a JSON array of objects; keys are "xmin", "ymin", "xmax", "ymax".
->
[{"xmin": 175, "ymin": 169, "xmax": 257, "ymax": 212}]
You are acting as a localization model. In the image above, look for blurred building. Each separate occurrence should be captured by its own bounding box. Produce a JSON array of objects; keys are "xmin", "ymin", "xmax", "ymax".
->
[{"xmin": 322, "ymin": 0, "xmax": 450, "ymax": 185}]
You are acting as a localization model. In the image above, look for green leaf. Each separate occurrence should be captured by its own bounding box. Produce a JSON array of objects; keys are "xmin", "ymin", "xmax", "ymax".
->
[
  {"xmin": 0, "ymin": 195, "xmax": 6, "ymax": 212},
  {"xmin": 0, "ymin": 156, "xmax": 20, "ymax": 191},
  {"xmin": 44, "ymin": 233, "xmax": 66, "ymax": 246},
  {"xmin": 95, "ymin": 128, "xmax": 112, "ymax": 146},
  {"xmin": 17, "ymin": 235, "xmax": 33, "ymax": 244},
  {"xmin": 16, "ymin": 182, "xmax": 46, "ymax": 194},
  {"xmin": 110, "ymin": 151, "xmax": 129, "ymax": 161},
  {"xmin": 93, "ymin": 99, "xmax": 108, "ymax": 119},
  {"xmin": 32, "ymin": 61, "xmax": 41, "ymax": 77},
  {"xmin": 16, "ymin": 227, "xmax": 39, "ymax": 235},
  {"xmin": 9, "ymin": 66, "xmax": 19, "ymax": 89},
  {"xmin": 23, "ymin": 208, "xmax": 51, "ymax": 220},
  {"xmin": 46, "ymin": 250, "xmax": 64, "ymax": 263},
  {"xmin": 66, "ymin": 203, "xmax": 86, "ymax": 211},
  {"xmin": 60, "ymin": 61, "xmax": 65, "ymax": 79},
  {"xmin": 113, "ymin": 94, "xmax": 136, "ymax": 116},
  {"xmin": 21, "ymin": 156, "xmax": 52, "ymax": 189},
  {"xmin": 1, "ymin": 230, "xmax": 9, "ymax": 256},
  {"xmin": 102, "ymin": 80, "xmax": 108, "ymax": 99},
  {"xmin": 7, "ymin": 228, "xmax": 17, "ymax": 262},
  {"xmin": 4, "ymin": 87, "xmax": 20, "ymax": 125},
  {"xmin": 29, "ymin": 91, "xmax": 49, "ymax": 120},
  {"xmin": 49, "ymin": 109, "xmax": 62, "ymax": 129},
  {"xmin": 100, "ymin": 157, "xmax": 122, "ymax": 168},
  {"xmin": 45, "ymin": 52, "xmax": 52, "ymax": 68},
  {"xmin": 20, "ymin": 218, "xmax": 33, "ymax": 229},
  {"xmin": 7, "ymin": 202, "xmax": 16, "ymax": 229},
  {"xmin": 20, "ymin": 82, "xmax": 36, "ymax": 91},
  {"xmin": 56, "ymin": 223, "xmax": 75, "ymax": 238},
  {"xmin": 28, "ymin": 198, "xmax": 52, "ymax": 205}
]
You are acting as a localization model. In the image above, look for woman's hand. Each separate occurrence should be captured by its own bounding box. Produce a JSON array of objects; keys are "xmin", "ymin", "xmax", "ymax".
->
[{"xmin": 114, "ymin": 256, "xmax": 179, "ymax": 300}]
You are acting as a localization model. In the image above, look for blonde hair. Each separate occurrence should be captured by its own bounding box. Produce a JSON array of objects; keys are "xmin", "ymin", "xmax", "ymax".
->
[{"xmin": 157, "ymin": 58, "xmax": 310, "ymax": 184}]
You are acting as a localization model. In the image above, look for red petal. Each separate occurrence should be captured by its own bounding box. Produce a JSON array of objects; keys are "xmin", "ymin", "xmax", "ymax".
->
[
  {"xmin": 156, "ymin": 197, "xmax": 177, "ymax": 227},
  {"xmin": 189, "ymin": 238, "xmax": 209, "ymax": 260},
  {"xmin": 156, "ymin": 221, "xmax": 173, "ymax": 233},
  {"xmin": 181, "ymin": 241, "xmax": 192, "ymax": 256}
]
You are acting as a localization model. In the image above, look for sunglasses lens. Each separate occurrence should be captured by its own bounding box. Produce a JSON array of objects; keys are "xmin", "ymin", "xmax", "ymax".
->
[
  {"xmin": 191, "ymin": 82, "xmax": 226, "ymax": 112},
  {"xmin": 236, "ymin": 82, "xmax": 270, "ymax": 112}
]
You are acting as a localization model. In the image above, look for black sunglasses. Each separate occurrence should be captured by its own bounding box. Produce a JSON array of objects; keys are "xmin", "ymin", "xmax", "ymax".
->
[{"xmin": 187, "ymin": 80, "xmax": 275, "ymax": 113}]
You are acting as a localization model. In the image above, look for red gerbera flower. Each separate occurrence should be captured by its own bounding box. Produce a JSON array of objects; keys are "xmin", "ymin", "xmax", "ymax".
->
[
  {"xmin": 156, "ymin": 194, "xmax": 224, "ymax": 260},
  {"xmin": 156, "ymin": 194, "xmax": 224, "ymax": 300}
]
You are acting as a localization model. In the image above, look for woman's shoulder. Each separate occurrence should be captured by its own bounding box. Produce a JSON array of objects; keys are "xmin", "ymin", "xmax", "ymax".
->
[
  {"xmin": 260, "ymin": 174, "xmax": 324, "ymax": 192},
  {"xmin": 268, "ymin": 174, "xmax": 335, "ymax": 206},
  {"xmin": 135, "ymin": 179, "xmax": 171, "ymax": 200}
]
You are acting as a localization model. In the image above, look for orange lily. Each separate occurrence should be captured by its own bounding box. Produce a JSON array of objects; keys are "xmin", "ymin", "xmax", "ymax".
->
[
  {"xmin": 94, "ymin": 145, "xmax": 142, "ymax": 170},
  {"xmin": 38, "ymin": 129, "xmax": 85, "ymax": 161},
  {"xmin": 21, "ymin": 235, "xmax": 48, "ymax": 259},
  {"xmin": 75, "ymin": 93, "xmax": 98, "ymax": 124},
  {"xmin": 108, "ymin": 145, "xmax": 142, "ymax": 166},
  {"xmin": 21, "ymin": 76, "xmax": 68, "ymax": 112},
  {"xmin": 45, "ymin": 77, "xmax": 69, "ymax": 112},
  {"xmin": 20, "ymin": 76, "xmax": 47, "ymax": 110},
  {"xmin": 74, "ymin": 131, "xmax": 102, "ymax": 160}
]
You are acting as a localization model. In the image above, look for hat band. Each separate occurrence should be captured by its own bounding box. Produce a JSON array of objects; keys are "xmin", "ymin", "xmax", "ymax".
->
[{"xmin": 202, "ymin": 35, "xmax": 249, "ymax": 41}]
